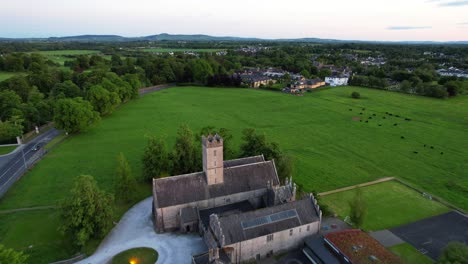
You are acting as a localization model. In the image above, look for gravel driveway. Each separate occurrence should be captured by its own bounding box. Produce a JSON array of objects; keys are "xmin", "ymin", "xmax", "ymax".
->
[{"xmin": 76, "ymin": 197, "xmax": 207, "ymax": 264}]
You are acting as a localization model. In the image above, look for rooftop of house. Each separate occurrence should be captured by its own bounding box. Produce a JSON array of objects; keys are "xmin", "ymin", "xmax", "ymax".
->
[
  {"xmin": 153, "ymin": 156, "xmax": 280, "ymax": 208},
  {"xmin": 324, "ymin": 229, "xmax": 402, "ymax": 264},
  {"xmin": 214, "ymin": 197, "xmax": 320, "ymax": 245}
]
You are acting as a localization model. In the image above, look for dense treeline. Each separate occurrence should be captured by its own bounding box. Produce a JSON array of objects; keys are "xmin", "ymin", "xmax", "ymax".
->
[{"xmin": 0, "ymin": 52, "xmax": 143, "ymax": 143}]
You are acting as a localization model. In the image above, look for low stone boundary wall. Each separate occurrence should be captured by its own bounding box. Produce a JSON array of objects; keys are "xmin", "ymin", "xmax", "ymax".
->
[
  {"xmin": 318, "ymin": 177, "xmax": 395, "ymax": 196},
  {"xmin": 138, "ymin": 83, "xmax": 176, "ymax": 95}
]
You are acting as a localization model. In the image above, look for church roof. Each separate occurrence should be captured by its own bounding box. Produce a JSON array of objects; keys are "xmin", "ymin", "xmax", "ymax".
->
[
  {"xmin": 216, "ymin": 198, "xmax": 320, "ymax": 245},
  {"xmin": 153, "ymin": 156, "xmax": 280, "ymax": 208}
]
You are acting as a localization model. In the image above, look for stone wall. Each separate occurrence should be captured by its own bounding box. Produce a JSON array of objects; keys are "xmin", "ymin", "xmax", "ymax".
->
[{"xmin": 227, "ymin": 221, "xmax": 320, "ymax": 263}]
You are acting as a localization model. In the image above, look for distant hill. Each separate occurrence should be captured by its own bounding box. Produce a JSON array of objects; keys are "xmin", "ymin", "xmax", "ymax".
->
[{"xmin": 0, "ymin": 33, "xmax": 466, "ymax": 44}]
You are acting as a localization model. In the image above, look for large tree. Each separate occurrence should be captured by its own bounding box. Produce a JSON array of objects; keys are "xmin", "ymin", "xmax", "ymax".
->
[
  {"xmin": 240, "ymin": 128, "xmax": 292, "ymax": 182},
  {"xmin": 60, "ymin": 175, "xmax": 114, "ymax": 247},
  {"xmin": 0, "ymin": 244, "xmax": 28, "ymax": 264},
  {"xmin": 53, "ymin": 97, "xmax": 100, "ymax": 134},
  {"xmin": 438, "ymin": 242, "xmax": 468, "ymax": 264},
  {"xmin": 172, "ymin": 125, "xmax": 199, "ymax": 175},
  {"xmin": 349, "ymin": 187, "xmax": 367, "ymax": 228},
  {"xmin": 115, "ymin": 153, "xmax": 137, "ymax": 202},
  {"xmin": 142, "ymin": 136, "xmax": 169, "ymax": 181}
]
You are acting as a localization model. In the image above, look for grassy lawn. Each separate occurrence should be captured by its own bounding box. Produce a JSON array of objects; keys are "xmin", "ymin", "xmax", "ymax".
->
[
  {"xmin": 390, "ymin": 243, "xmax": 434, "ymax": 264},
  {"xmin": 142, "ymin": 48, "xmax": 224, "ymax": 53},
  {"xmin": 0, "ymin": 71, "xmax": 21, "ymax": 82},
  {"xmin": 0, "ymin": 209, "xmax": 75, "ymax": 263},
  {"xmin": 111, "ymin": 247, "xmax": 158, "ymax": 264},
  {"xmin": 0, "ymin": 86, "xmax": 466, "ymax": 262},
  {"xmin": 320, "ymin": 181, "xmax": 450, "ymax": 231},
  {"xmin": 0, "ymin": 145, "xmax": 17, "ymax": 155}
]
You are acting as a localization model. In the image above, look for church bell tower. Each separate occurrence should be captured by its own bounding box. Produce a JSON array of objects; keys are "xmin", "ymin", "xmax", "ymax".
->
[{"xmin": 202, "ymin": 134, "xmax": 224, "ymax": 185}]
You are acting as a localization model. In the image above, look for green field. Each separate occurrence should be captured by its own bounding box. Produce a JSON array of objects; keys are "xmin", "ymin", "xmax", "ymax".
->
[
  {"xmin": 141, "ymin": 48, "xmax": 224, "ymax": 53},
  {"xmin": 321, "ymin": 181, "xmax": 450, "ymax": 230},
  {"xmin": 0, "ymin": 86, "xmax": 466, "ymax": 262},
  {"xmin": 34, "ymin": 50, "xmax": 100, "ymax": 56},
  {"xmin": 390, "ymin": 243, "xmax": 434, "ymax": 264},
  {"xmin": 0, "ymin": 145, "xmax": 17, "ymax": 155},
  {"xmin": 111, "ymin": 247, "xmax": 158, "ymax": 264},
  {"xmin": 0, "ymin": 71, "xmax": 21, "ymax": 82},
  {"xmin": 30, "ymin": 50, "xmax": 101, "ymax": 66}
]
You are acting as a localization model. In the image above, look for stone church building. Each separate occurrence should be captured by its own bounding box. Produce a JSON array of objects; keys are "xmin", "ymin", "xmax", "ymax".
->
[{"xmin": 152, "ymin": 134, "xmax": 322, "ymax": 263}]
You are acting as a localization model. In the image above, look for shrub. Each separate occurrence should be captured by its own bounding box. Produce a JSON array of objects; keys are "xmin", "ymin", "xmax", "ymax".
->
[{"xmin": 351, "ymin": 92, "xmax": 361, "ymax": 99}]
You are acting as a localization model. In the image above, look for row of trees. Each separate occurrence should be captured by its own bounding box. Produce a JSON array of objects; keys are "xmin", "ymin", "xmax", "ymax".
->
[{"xmin": 141, "ymin": 126, "xmax": 293, "ymax": 183}]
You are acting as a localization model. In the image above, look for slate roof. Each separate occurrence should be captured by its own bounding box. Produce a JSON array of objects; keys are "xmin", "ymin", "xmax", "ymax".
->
[
  {"xmin": 216, "ymin": 198, "xmax": 320, "ymax": 245},
  {"xmin": 153, "ymin": 158, "xmax": 279, "ymax": 208},
  {"xmin": 199, "ymin": 200, "xmax": 255, "ymax": 228},
  {"xmin": 223, "ymin": 155, "xmax": 264, "ymax": 168}
]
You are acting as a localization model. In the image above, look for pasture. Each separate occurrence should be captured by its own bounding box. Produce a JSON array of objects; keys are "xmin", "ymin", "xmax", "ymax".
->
[
  {"xmin": 320, "ymin": 181, "xmax": 450, "ymax": 231},
  {"xmin": 31, "ymin": 50, "xmax": 101, "ymax": 66},
  {"xmin": 141, "ymin": 48, "xmax": 224, "ymax": 53},
  {"xmin": 0, "ymin": 86, "xmax": 466, "ymax": 262}
]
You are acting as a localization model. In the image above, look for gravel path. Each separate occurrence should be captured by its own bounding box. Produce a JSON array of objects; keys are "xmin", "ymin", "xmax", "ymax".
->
[{"xmin": 76, "ymin": 197, "xmax": 207, "ymax": 264}]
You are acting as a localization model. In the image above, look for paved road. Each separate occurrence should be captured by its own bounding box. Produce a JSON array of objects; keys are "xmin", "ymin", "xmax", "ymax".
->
[
  {"xmin": 76, "ymin": 197, "xmax": 207, "ymax": 264},
  {"xmin": 0, "ymin": 128, "xmax": 60, "ymax": 197}
]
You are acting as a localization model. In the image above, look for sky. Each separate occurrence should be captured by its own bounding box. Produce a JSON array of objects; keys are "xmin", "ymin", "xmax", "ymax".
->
[{"xmin": 1, "ymin": 0, "xmax": 467, "ymax": 41}]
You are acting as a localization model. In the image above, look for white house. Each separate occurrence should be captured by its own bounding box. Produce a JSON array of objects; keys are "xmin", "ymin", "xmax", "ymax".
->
[{"xmin": 325, "ymin": 76, "xmax": 349, "ymax": 87}]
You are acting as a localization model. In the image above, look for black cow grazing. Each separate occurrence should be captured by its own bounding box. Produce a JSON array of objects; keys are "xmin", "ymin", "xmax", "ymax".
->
[
  {"xmin": 396, "ymin": 115, "xmax": 400, "ymax": 117},
  {"xmin": 394, "ymin": 124, "xmax": 398, "ymax": 126},
  {"xmin": 349, "ymin": 109, "xmax": 352, "ymax": 111},
  {"xmin": 401, "ymin": 136, "xmax": 405, "ymax": 139},
  {"xmin": 383, "ymin": 117, "xmax": 386, "ymax": 119},
  {"xmin": 362, "ymin": 108, "xmax": 366, "ymax": 110},
  {"xmin": 441, "ymin": 152, "xmax": 444, "ymax": 155},
  {"xmin": 414, "ymin": 151, "xmax": 418, "ymax": 154},
  {"xmin": 424, "ymin": 144, "xmax": 427, "ymax": 147},
  {"xmin": 369, "ymin": 117, "xmax": 372, "ymax": 119},
  {"xmin": 405, "ymin": 118, "xmax": 411, "ymax": 121},
  {"xmin": 389, "ymin": 113, "xmax": 393, "ymax": 116},
  {"xmin": 365, "ymin": 120, "xmax": 369, "ymax": 123},
  {"xmin": 373, "ymin": 114, "xmax": 376, "ymax": 116},
  {"xmin": 430, "ymin": 146, "xmax": 434, "ymax": 149},
  {"xmin": 360, "ymin": 112, "xmax": 363, "ymax": 115},
  {"xmin": 379, "ymin": 124, "xmax": 382, "ymax": 126}
]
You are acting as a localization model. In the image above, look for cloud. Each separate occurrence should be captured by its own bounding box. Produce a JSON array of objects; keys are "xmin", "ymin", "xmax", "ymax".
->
[
  {"xmin": 387, "ymin": 26, "xmax": 432, "ymax": 30},
  {"xmin": 458, "ymin": 22, "xmax": 468, "ymax": 25},
  {"xmin": 437, "ymin": 0, "xmax": 468, "ymax": 6}
]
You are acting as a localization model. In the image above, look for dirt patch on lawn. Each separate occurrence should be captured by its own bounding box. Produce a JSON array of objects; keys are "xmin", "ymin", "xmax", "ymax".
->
[{"xmin": 352, "ymin": 116, "xmax": 361, "ymax": 121}]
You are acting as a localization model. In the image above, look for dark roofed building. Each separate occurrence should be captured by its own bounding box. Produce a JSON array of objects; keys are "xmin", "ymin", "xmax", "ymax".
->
[
  {"xmin": 152, "ymin": 134, "xmax": 322, "ymax": 263},
  {"xmin": 202, "ymin": 195, "xmax": 322, "ymax": 263}
]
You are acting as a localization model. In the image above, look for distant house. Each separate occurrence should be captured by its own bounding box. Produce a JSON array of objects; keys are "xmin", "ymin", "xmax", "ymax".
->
[
  {"xmin": 325, "ymin": 68, "xmax": 351, "ymax": 87},
  {"xmin": 325, "ymin": 76, "xmax": 349, "ymax": 87},
  {"xmin": 285, "ymin": 78, "xmax": 326, "ymax": 93},
  {"xmin": 240, "ymin": 74, "xmax": 275, "ymax": 88},
  {"xmin": 437, "ymin": 68, "xmax": 468, "ymax": 78}
]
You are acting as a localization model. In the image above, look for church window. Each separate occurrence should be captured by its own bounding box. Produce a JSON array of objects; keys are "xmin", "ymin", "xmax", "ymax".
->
[
  {"xmin": 266, "ymin": 234, "xmax": 274, "ymax": 242},
  {"xmin": 290, "ymin": 229, "xmax": 293, "ymax": 236}
]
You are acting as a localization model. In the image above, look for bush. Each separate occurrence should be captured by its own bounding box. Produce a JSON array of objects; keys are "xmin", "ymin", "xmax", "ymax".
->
[{"xmin": 351, "ymin": 92, "xmax": 361, "ymax": 99}]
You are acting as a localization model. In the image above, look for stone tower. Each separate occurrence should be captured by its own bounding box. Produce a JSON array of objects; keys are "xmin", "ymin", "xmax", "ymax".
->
[{"xmin": 202, "ymin": 134, "xmax": 224, "ymax": 185}]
